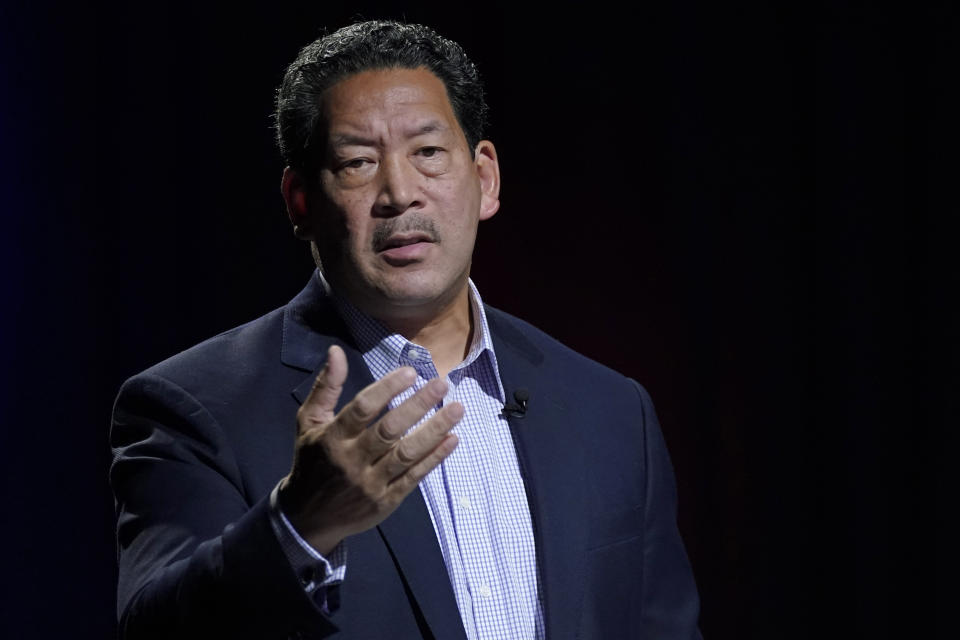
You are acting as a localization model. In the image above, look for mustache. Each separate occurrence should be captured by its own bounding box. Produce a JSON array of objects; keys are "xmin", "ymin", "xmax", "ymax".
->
[{"xmin": 371, "ymin": 216, "xmax": 440, "ymax": 251}]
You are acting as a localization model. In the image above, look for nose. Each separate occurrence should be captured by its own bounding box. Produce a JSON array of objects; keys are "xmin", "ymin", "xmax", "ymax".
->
[{"xmin": 373, "ymin": 154, "xmax": 422, "ymax": 217}]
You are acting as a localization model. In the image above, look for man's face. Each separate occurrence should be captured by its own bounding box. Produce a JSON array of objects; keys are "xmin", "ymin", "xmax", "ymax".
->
[{"xmin": 300, "ymin": 67, "xmax": 500, "ymax": 321}]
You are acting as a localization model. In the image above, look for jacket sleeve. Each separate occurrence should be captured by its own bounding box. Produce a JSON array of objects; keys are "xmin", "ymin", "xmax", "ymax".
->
[
  {"xmin": 110, "ymin": 372, "xmax": 339, "ymax": 640},
  {"xmin": 632, "ymin": 380, "xmax": 704, "ymax": 639}
]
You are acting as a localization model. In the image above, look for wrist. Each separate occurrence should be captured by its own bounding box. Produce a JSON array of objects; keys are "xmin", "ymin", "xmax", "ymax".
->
[{"xmin": 277, "ymin": 476, "xmax": 345, "ymax": 556}]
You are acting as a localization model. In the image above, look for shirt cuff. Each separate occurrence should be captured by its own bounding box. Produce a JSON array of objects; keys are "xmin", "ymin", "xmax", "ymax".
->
[{"xmin": 268, "ymin": 482, "xmax": 347, "ymax": 608}]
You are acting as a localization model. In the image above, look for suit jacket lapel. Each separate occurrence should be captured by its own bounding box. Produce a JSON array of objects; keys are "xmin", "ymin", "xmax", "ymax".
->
[
  {"xmin": 376, "ymin": 493, "xmax": 469, "ymax": 640},
  {"xmin": 283, "ymin": 273, "xmax": 467, "ymax": 640},
  {"xmin": 488, "ymin": 308, "xmax": 590, "ymax": 640}
]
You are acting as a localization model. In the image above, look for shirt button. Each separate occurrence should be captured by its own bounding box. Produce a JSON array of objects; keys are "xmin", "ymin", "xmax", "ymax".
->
[
  {"xmin": 407, "ymin": 349, "xmax": 420, "ymax": 360},
  {"xmin": 477, "ymin": 584, "xmax": 492, "ymax": 598},
  {"xmin": 458, "ymin": 496, "xmax": 472, "ymax": 510}
]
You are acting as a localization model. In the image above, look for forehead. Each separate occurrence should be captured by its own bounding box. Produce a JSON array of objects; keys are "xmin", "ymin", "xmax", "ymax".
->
[{"xmin": 319, "ymin": 67, "xmax": 461, "ymax": 139}]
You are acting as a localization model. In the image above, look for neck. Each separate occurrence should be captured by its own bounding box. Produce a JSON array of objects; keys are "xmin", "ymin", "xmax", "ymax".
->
[{"xmin": 380, "ymin": 285, "xmax": 473, "ymax": 380}]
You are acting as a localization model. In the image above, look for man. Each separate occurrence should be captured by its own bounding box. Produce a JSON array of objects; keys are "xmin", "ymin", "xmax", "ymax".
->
[{"xmin": 111, "ymin": 20, "xmax": 701, "ymax": 640}]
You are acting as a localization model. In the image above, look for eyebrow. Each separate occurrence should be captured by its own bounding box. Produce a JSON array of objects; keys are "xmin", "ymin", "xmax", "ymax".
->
[
  {"xmin": 329, "ymin": 132, "xmax": 376, "ymax": 148},
  {"xmin": 408, "ymin": 121, "xmax": 449, "ymax": 137},
  {"xmin": 328, "ymin": 121, "xmax": 450, "ymax": 149}
]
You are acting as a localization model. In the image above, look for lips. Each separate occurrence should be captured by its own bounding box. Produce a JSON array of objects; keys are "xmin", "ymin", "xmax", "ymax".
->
[
  {"xmin": 375, "ymin": 232, "xmax": 434, "ymax": 253},
  {"xmin": 375, "ymin": 232, "xmax": 436, "ymax": 265}
]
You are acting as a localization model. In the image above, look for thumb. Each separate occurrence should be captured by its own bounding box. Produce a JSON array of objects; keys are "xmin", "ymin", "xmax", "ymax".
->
[{"xmin": 300, "ymin": 344, "xmax": 348, "ymax": 430}]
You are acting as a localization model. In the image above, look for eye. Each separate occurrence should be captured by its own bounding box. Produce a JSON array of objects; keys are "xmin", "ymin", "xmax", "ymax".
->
[
  {"xmin": 342, "ymin": 158, "xmax": 369, "ymax": 170},
  {"xmin": 418, "ymin": 146, "xmax": 443, "ymax": 158}
]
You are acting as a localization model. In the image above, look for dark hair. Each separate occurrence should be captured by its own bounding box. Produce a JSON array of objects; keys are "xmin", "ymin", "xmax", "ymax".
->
[{"xmin": 274, "ymin": 21, "xmax": 489, "ymax": 176}]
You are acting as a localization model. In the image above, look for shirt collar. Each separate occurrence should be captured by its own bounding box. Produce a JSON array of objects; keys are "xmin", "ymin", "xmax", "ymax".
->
[{"xmin": 318, "ymin": 271, "xmax": 506, "ymax": 403}]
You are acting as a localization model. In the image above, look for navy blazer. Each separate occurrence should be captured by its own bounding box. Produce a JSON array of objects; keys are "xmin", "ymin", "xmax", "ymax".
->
[{"xmin": 111, "ymin": 273, "xmax": 701, "ymax": 639}]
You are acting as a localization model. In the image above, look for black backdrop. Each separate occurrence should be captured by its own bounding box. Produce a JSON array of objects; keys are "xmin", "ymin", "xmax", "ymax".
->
[{"xmin": 1, "ymin": 2, "xmax": 953, "ymax": 638}]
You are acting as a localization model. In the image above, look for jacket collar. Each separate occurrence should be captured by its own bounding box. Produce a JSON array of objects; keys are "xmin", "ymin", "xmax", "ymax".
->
[{"xmin": 281, "ymin": 271, "xmax": 353, "ymax": 374}]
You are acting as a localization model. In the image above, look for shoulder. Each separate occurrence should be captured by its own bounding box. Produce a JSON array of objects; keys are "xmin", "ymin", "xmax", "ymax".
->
[
  {"xmin": 126, "ymin": 271, "xmax": 340, "ymax": 393},
  {"xmin": 484, "ymin": 304, "xmax": 651, "ymax": 406},
  {"xmin": 484, "ymin": 305, "xmax": 663, "ymax": 484},
  {"xmin": 136, "ymin": 306, "xmax": 288, "ymax": 389},
  {"xmin": 112, "ymin": 304, "xmax": 307, "ymax": 430}
]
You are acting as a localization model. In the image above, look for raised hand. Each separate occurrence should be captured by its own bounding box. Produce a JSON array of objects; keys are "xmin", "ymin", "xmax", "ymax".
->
[{"xmin": 278, "ymin": 344, "xmax": 462, "ymax": 555}]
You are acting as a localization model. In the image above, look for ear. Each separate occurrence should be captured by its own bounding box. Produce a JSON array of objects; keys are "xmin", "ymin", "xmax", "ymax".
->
[
  {"xmin": 281, "ymin": 166, "xmax": 314, "ymax": 239},
  {"xmin": 474, "ymin": 140, "xmax": 501, "ymax": 221}
]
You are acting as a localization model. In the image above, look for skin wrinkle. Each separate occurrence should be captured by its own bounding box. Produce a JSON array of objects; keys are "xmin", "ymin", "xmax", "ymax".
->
[{"xmin": 330, "ymin": 121, "xmax": 449, "ymax": 151}]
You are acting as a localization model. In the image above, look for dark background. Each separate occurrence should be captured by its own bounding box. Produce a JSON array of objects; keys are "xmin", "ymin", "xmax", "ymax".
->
[{"xmin": 1, "ymin": 1, "xmax": 953, "ymax": 638}]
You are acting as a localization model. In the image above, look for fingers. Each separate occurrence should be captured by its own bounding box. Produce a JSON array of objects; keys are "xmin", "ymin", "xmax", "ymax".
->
[
  {"xmin": 376, "ymin": 401, "xmax": 464, "ymax": 482},
  {"xmin": 299, "ymin": 345, "xmax": 349, "ymax": 431},
  {"xmin": 287, "ymin": 357, "xmax": 463, "ymax": 544},
  {"xmin": 387, "ymin": 429, "xmax": 460, "ymax": 499},
  {"xmin": 362, "ymin": 377, "xmax": 449, "ymax": 458},
  {"xmin": 334, "ymin": 365, "xmax": 417, "ymax": 437},
  {"xmin": 300, "ymin": 346, "xmax": 420, "ymax": 438}
]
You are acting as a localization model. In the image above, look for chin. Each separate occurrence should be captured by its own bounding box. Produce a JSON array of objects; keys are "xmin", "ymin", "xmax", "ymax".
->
[
  {"xmin": 376, "ymin": 274, "xmax": 466, "ymax": 309},
  {"xmin": 380, "ymin": 284, "xmax": 449, "ymax": 307}
]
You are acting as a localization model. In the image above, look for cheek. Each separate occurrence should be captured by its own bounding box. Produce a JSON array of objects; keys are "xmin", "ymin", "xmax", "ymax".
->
[
  {"xmin": 433, "ymin": 173, "xmax": 481, "ymax": 211},
  {"xmin": 421, "ymin": 182, "xmax": 453, "ymax": 209},
  {"xmin": 328, "ymin": 195, "xmax": 373, "ymax": 243}
]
